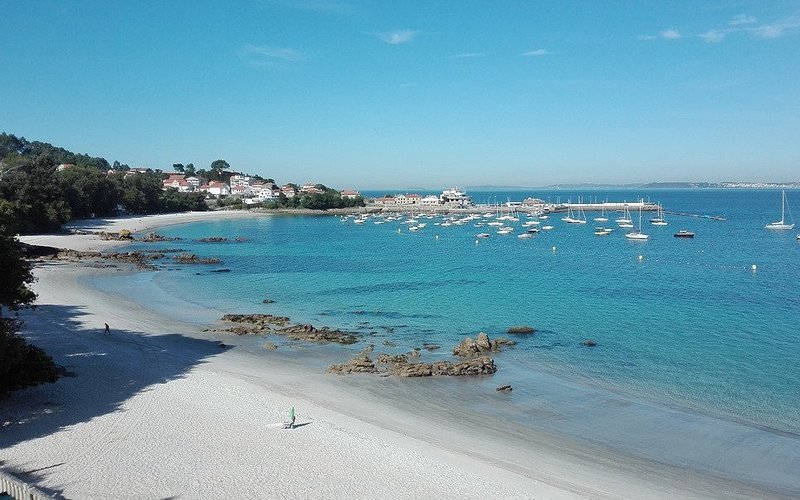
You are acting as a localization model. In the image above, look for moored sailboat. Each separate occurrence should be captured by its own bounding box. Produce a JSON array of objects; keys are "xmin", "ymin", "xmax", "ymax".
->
[{"xmin": 765, "ymin": 190, "xmax": 795, "ymax": 230}]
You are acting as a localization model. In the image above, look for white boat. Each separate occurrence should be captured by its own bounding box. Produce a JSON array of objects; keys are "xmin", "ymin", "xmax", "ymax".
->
[
  {"xmin": 593, "ymin": 203, "xmax": 608, "ymax": 222},
  {"xmin": 650, "ymin": 203, "xmax": 668, "ymax": 226},
  {"xmin": 475, "ymin": 233, "xmax": 490, "ymax": 238},
  {"xmin": 594, "ymin": 227, "xmax": 613, "ymax": 236},
  {"xmin": 616, "ymin": 205, "xmax": 632, "ymax": 225},
  {"xmin": 625, "ymin": 208, "xmax": 649, "ymax": 240},
  {"xmin": 541, "ymin": 225, "xmax": 554, "ymax": 230},
  {"xmin": 765, "ymin": 190, "xmax": 795, "ymax": 230},
  {"xmin": 517, "ymin": 233, "xmax": 533, "ymax": 239},
  {"xmin": 563, "ymin": 205, "xmax": 587, "ymax": 224}
]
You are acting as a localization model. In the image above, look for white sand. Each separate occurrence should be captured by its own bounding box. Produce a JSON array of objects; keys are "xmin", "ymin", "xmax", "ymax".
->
[{"xmin": 3, "ymin": 214, "xmax": 784, "ymax": 498}]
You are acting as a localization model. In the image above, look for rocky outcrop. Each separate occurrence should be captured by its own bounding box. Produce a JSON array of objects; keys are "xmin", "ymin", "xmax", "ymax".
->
[
  {"xmin": 452, "ymin": 333, "xmax": 516, "ymax": 357},
  {"xmin": 507, "ymin": 325, "xmax": 535, "ymax": 334},
  {"xmin": 392, "ymin": 357, "xmax": 496, "ymax": 377},
  {"xmin": 174, "ymin": 254, "xmax": 222, "ymax": 264},
  {"xmin": 219, "ymin": 314, "xmax": 359, "ymax": 344},
  {"xmin": 375, "ymin": 353, "xmax": 408, "ymax": 364},
  {"xmin": 262, "ymin": 298, "xmax": 275, "ymax": 304},
  {"xmin": 138, "ymin": 232, "xmax": 180, "ymax": 242},
  {"xmin": 222, "ymin": 313, "xmax": 291, "ymax": 327},
  {"xmin": 496, "ymin": 384, "xmax": 513, "ymax": 392},
  {"xmin": 197, "ymin": 237, "xmax": 228, "ymax": 242},
  {"xmin": 328, "ymin": 346, "xmax": 378, "ymax": 374},
  {"xmin": 279, "ymin": 324, "xmax": 359, "ymax": 344},
  {"xmin": 422, "ymin": 343, "xmax": 441, "ymax": 351}
]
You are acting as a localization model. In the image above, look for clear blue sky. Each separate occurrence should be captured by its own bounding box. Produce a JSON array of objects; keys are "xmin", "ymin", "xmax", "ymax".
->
[{"xmin": 2, "ymin": 1, "xmax": 799, "ymax": 189}]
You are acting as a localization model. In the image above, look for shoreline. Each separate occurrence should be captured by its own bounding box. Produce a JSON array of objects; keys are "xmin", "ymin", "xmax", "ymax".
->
[{"xmin": 6, "ymin": 213, "xmax": 798, "ymax": 498}]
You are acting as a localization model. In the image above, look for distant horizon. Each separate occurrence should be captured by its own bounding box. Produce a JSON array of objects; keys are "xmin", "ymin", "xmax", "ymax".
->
[{"xmin": 3, "ymin": 2, "xmax": 799, "ymax": 187}]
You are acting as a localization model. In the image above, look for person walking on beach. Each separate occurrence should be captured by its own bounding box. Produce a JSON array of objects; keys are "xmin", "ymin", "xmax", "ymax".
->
[
  {"xmin": 104, "ymin": 323, "xmax": 110, "ymax": 334},
  {"xmin": 287, "ymin": 406, "xmax": 296, "ymax": 429}
]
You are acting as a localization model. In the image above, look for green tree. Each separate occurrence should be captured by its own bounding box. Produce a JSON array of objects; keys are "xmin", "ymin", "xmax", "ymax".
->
[
  {"xmin": 0, "ymin": 229, "xmax": 58, "ymax": 397},
  {"xmin": 59, "ymin": 165, "xmax": 119, "ymax": 219}
]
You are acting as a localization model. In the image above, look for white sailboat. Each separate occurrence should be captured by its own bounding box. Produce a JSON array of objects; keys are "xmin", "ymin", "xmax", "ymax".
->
[
  {"xmin": 650, "ymin": 203, "xmax": 668, "ymax": 226},
  {"xmin": 616, "ymin": 205, "xmax": 632, "ymax": 226},
  {"xmin": 593, "ymin": 203, "xmax": 608, "ymax": 223},
  {"xmin": 625, "ymin": 207, "xmax": 649, "ymax": 240},
  {"xmin": 765, "ymin": 190, "xmax": 795, "ymax": 230}
]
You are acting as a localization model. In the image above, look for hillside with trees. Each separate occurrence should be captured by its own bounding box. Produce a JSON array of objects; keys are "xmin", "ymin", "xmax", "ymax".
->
[{"xmin": 0, "ymin": 133, "xmax": 207, "ymax": 235}]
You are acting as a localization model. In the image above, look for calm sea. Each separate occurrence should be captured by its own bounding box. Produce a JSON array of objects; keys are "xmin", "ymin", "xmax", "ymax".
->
[{"xmin": 95, "ymin": 189, "xmax": 800, "ymax": 438}]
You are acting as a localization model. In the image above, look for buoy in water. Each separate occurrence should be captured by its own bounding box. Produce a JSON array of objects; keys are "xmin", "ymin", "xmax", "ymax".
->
[
  {"xmin": 751, "ymin": 264, "xmax": 757, "ymax": 271},
  {"xmin": 435, "ymin": 235, "xmax": 439, "ymax": 240},
  {"xmin": 638, "ymin": 255, "xmax": 644, "ymax": 261},
  {"xmin": 551, "ymin": 246, "xmax": 556, "ymax": 252}
]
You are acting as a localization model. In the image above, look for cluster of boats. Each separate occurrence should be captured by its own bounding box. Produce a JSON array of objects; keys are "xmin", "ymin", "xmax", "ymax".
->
[{"xmin": 342, "ymin": 204, "xmax": 700, "ymax": 241}]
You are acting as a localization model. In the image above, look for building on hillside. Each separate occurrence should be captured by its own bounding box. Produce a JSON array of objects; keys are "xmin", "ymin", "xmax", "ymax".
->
[
  {"xmin": 128, "ymin": 167, "xmax": 151, "ymax": 175},
  {"xmin": 163, "ymin": 174, "xmax": 191, "ymax": 192},
  {"xmin": 300, "ymin": 183, "xmax": 325, "ymax": 195},
  {"xmin": 229, "ymin": 174, "xmax": 252, "ymax": 187},
  {"xmin": 199, "ymin": 181, "xmax": 230, "ymax": 196},
  {"xmin": 185, "ymin": 176, "xmax": 206, "ymax": 190},
  {"xmin": 57, "ymin": 163, "xmax": 75, "ymax": 172},
  {"xmin": 340, "ymin": 189, "xmax": 361, "ymax": 199},
  {"xmin": 280, "ymin": 184, "xmax": 297, "ymax": 197}
]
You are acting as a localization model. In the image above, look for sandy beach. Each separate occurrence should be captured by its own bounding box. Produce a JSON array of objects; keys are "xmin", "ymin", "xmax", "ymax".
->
[{"xmin": 3, "ymin": 212, "xmax": 792, "ymax": 499}]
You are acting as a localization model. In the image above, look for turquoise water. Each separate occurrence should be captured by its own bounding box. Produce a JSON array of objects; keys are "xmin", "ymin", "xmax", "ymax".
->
[{"xmin": 99, "ymin": 189, "xmax": 800, "ymax": 436}]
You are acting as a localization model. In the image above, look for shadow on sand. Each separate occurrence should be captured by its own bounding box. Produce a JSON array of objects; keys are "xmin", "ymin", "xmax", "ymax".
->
[{"xmin": 0, "ymin": 303, "xmax": 226, "ymax": 497}]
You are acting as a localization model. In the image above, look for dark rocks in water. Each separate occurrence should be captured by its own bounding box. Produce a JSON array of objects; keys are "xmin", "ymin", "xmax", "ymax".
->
[
  {"xmin": 392, "ymin": 357, "xmax": 496, "ymax": 378},
  {"xmin": 281, "ymin": 325, "xmax": 359, "ymax": 345},
  {"xmin": 376, "ymin": 353, "xmax": 408, "ymax": 364},
  {"xmin": 210, "ymin": 268, "xmax": 231, "ymax": 273},
  {"xmin": 496, "ymin": 384, "xmax": 513, "ymax": 392},
  {"xmin": 507, "ymin": 326, "xmax": 535, "ymax": 334},
  {"xmin": 174, "ymin": 254, "xmax": 222, "ymax": 264},
  {"xmin": 452, "ymin": 333, "xmax": 515, "ymax": 357},
  {"xmin": 422, "ymin": 343, "xmax": 441, "ymax": 351},
  {"xmin": 218, "ymin": 342, "xmax": 228, "ymax": 348},
  {"xmin": 220, "ymin": 314, "xmax": 358, "ymax": 344},
  {"xmin": 235, "ymin": 236, "xmax": 248, "ymax": 242},
  {"xmin": 263, "ymin": 342, "xmax": 278, "ymax": 350},
  {"xmin": 328, "ymin": 346, "xmax": 378, "ymax": 374},
  {"xmin": 222, "ymin": 313, "xmax": 291, "ymax": 327},
  {"xmin": 262, "ymin": 299, "xmax": 275, "ymax": 304},
  {"xmin": 197, "ymin": 236, "xmax": 228, "ymax": 242},
  {"xmin": 582, "ymin": 339, "xmax": 598, "ymax": 347},
  {"xmin": 139, "ymin": 232, "xmax": 180, "ymax": 242}
]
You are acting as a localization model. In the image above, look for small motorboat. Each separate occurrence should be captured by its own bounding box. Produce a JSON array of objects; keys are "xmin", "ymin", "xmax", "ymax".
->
[{"xmin": 674, "ymin": 230, "xmax": 695, "ymax": 238}]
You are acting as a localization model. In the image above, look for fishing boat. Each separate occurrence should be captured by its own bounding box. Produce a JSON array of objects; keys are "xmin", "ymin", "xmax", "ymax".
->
[
  {"xmin": 625, "ymin": 208, "xmax": 649, "ymax": 240},
  {"xmin": 674, "ymin": 230, "xmax": 695, "ymax": 238},
  {"xmin": 765, "ymin": 190, "xmax": 795, "ymax": 230}
]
